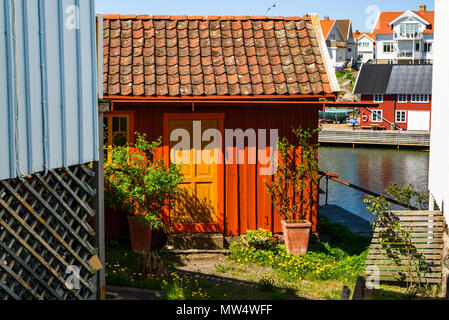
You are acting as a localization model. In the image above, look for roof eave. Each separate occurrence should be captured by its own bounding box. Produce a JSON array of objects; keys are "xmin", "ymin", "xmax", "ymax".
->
[{"xmin": 388, "ymin": 10, "xmax": 431, "ymax": 26}]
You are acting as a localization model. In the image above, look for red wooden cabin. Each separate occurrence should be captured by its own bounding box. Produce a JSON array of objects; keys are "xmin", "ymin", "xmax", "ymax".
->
[
  {"xmin": 101, "ymin": 15, "xmax": 339, "ymax": 237},
  {"xmin": 354, "ymin": 64, "xmax": 433, "ymax": 132}
]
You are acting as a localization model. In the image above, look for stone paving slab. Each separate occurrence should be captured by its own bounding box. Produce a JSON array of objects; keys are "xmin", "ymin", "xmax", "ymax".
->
[{"xmin": 320, "ymin": 205, "xmax": 373, "ymax": 237}]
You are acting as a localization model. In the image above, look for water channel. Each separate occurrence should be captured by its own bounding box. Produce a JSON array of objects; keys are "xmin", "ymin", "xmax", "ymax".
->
[{"xmin": 319, "ymin": 146, "xmax": 430, "ymax": 222}]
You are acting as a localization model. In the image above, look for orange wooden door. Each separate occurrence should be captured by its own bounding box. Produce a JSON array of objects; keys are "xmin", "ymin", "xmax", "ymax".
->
[{"xmin": 164, "ymin": 114, "xmax": 225, "ymax": 234}]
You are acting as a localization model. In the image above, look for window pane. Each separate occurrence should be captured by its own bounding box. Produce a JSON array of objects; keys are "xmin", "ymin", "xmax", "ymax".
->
[
  {"xmin": 120, "ymin": 117, "xmax": 128, "ymax": 132},
  {"xmin": 113, "ymin": 133, "xmax": 127, "ymax": 147},
  {"xmin": 112, "ymin": 117, "xmax": 120, "ymax": 132}
]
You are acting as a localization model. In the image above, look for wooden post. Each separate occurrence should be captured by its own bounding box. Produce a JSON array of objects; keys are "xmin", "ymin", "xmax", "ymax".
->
[
  {"xmin": 352, "ymin": 276, "xmax": 366, "ymax": 300},
  {"xmin": 340, "ymin": 286, "xmax": 351, "ymax": 300},
  {"xmin": 325, "ymin": 176, "xmax": 329, "ymax": 205},
  {"xmin": 95, "ymin": 102, "xmax": 109, "ymax": 300}
]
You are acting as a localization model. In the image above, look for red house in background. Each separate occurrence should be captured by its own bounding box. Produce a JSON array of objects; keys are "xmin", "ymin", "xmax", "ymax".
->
[
  {"xmin": 354, "ymin": 64, "xmax": 432, "ymax": 131},
  {"xmin": 100, "ymin": 14, "xmax": 340, "ymax": 238}
]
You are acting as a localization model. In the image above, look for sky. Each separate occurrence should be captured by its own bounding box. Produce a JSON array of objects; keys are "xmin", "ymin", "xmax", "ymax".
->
[{"xmin": 96, "ymin": 0, "xmax": 435, "ymax": 32}]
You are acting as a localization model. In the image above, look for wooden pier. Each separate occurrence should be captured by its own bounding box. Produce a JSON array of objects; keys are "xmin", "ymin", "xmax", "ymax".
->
[
  {"xmin": 319, "ymin": 130, "xmax": 430, "ymax": 147},
  {"xmin": 319, "ymin": 205, "xmax": 373, "ymax": 238}
]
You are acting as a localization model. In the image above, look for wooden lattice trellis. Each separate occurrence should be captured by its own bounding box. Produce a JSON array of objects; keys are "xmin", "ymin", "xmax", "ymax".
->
[{"xmin": 0, "ymin": 164, "xmax": 98, "ymax": 300}]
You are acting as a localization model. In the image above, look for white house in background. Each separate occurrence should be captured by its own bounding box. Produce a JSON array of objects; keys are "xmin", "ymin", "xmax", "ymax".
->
[
  {"xmin": 429, "ymin": 0, "xmax": 449, "ymax": 222},
  {"xmin": 336, "ymin": 19, "xmax": 357, "ymax": 61},
  {"xmin": 373, "ymin": 5, "xmax": 434, "ymax": 64},
  {"xmin": 320, "ymin": 17, "xmax": 347, "ymax": 70},
  {"xmin": 353, "ymin": 31, "xmax": 376, "ymax": 63}
]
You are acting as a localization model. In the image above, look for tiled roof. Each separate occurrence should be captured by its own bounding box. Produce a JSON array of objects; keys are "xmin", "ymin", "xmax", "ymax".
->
[
  {"xmin": 353, "ymin": 32, "xmax": 375, "ymax": 41},
  {"xmin": 353, "ymin": 32, "xmax": 376, "ymax": 48},
  {"xmin": 102, "ymin": 15, "xmax": 334, "ymax": 97},
  {"xmin": 336, "ymin": 20, "xmax": 351, "ymax": 40},
  {"xmin": 319, "ymin": 19, "xmax": 336, "ymax": 39},
  {"xmin": 373, "ymin": 11, "xmax": 434, "ymax": 34}
]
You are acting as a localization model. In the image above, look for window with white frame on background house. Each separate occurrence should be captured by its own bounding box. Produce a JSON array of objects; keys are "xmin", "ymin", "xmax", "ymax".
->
[
  {"xmin": 383, "ymin": 43, "xmax": 395, "ymax": 53},
  {"xmin": 373, "ymin": 94, "xmax": 383, "ymax": 103},
  {"xmin": 424, "ymin": 42, "xmax": 433, "ymax": 53},
  {"xmin": 397, "ymin": 94, "xmax": 407, "ymax": 103},
  {"xmin": 411, "ymin": 94, "xmax": 430, "ymax": 103},
  {"xmin": 372, "ymin": 110, "xmax": 383, "ymax": 123},
  {"xmin": 400, "ymin": 23, "xmax": 420, "ymax": 38},
  {"xmin": 395, "ymin": 110, "xmax": 407, "ymax": 123}
]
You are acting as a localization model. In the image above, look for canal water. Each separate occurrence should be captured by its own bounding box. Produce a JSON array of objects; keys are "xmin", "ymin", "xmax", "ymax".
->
[{"xmin": 319, "ymin": 146, "xmax": 430, "ymax": 222}]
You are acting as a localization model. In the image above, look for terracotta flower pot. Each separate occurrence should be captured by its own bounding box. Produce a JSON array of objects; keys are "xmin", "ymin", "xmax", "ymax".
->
[
  {"xmin": 127, "ymin": 216, "xmax": 152, "ymax": 253},
  {"xmin": 282, "ymin": 220, "xmax": 312, "ymax": 255}
]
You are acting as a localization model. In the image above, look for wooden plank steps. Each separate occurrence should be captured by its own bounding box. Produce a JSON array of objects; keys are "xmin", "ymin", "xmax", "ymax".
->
[{"xmin": 365, "ymin": 211, "xmax": 445, "ymax": 284}]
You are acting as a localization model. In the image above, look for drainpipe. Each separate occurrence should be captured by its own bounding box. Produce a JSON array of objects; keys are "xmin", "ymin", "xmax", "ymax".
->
[
  {"xmin": 393, "ymin": 95, "xmax": 397, "ymax": 131},
  {"xmin": 5, "ymin": 0, "xmax": 16, "ymax": 178},
  {"xmin": 57, "ymin": 0, "xmax": 67, "ymax": 168},
  {"xmin": 75, "ymin": 0, "xmax": 84, "ymax": 164},
  {"xmin": 38, "ymin": 0, "xmax": 49, "ymax": 176}
]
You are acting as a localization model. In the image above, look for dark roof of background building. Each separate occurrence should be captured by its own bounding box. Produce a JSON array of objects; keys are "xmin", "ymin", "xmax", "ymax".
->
[
  {"xmin": 102, "ymin": 15, "xmax": 335, "ymax": 97},
  {"xmin": 353, "ymin": 64, "xmax": 433, "ymax": 94},
  {"xmin": 353, "ymin": 64, "xmax": 393, "ymax": 94},
  {"xmin": 387, "ymin": 65, "xmax": 433, "ymax": 94}
]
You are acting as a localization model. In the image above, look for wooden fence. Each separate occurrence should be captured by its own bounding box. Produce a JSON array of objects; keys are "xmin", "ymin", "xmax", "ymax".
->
[
  {"xmin": 365, "ymin": 211, "xmax": 444, "ymax": 284},
  {"xmin": 0, "ymin": 164, "xmax": 100, "ymax": 300},
  {"xmin": 319, "ymin": 130, "xmax": 430, "ymax": 147}
]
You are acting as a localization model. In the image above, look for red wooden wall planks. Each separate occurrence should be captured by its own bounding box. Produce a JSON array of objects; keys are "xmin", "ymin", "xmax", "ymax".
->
[{"xmin": 105, "ymin": 101, "xmax": 320, "ymax": 237}]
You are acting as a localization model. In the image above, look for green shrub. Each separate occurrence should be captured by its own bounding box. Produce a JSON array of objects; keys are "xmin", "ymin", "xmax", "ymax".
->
[
  {"xmin": 229, "ymin": 241, "xmax": 366, "ymax": 282},
  {"xmin": 243, "ymin": 229, "xmax": 275, "ymax": 250},
  {"xmin": 104, "ymin": 133, "xmax": 184, "ymax": 230}
]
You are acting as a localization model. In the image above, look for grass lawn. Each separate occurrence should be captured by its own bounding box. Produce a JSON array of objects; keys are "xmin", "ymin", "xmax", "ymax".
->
[
  {"xmin": 105, "ymin": 214, "xmax": 442, "ymax": 300},
  {"xmin": 105, "ymin": 241, "xmax": 353, "ymax": 300}
]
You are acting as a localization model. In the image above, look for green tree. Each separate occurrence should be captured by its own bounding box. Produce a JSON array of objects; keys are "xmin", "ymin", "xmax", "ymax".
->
[{"xmin": 104, "ymin": 133, "xmax": 184, "ymax": 230}]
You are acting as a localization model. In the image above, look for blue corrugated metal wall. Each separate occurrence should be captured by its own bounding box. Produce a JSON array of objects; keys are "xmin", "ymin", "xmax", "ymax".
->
[{"xmin": 0, "ymin": 0, "xmax": 99, "ymax": 181}]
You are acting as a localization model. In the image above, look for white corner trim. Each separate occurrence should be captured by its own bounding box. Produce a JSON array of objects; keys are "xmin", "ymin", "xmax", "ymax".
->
[
  {"xmin": 96, "ymin": 13, "xmax": 105, "ymax": 100},
  {"xmin": 310, "ymin": 13, "xmax": 340, "ymax": 93}
]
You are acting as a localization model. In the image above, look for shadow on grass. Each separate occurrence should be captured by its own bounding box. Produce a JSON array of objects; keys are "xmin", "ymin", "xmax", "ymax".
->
[
  {"xmin": 367, "ymin": 281, "xmax": 441, "ymax": 301},
  {"xmin": 316, "ymin": 213, "xmax": 372, "ymax": 256},
  {"xmin": 105, "ymin": 240, "xmax": 308, "ymax": 300},
  {"xmin": 170, "ymin": 268, "xmax": 308, "ymax": 300}
]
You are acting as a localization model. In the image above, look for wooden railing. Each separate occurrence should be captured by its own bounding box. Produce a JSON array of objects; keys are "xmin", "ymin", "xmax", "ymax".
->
[{"xmin": 319, "ymin": 130, "xmax": 430, "ymax": 147}]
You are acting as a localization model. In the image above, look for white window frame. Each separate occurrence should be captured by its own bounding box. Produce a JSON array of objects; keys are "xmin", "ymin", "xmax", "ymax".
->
[
  {"xmin": 411, "ymin": 94, "xmax": 430, "ymax": 103},
  {"xmin": 383, "ymin": 43, "xmax": 395, "ymax": 53},
  {"xmin": 373, "ymin": 94, "xmax": 384, "ymax": 103},
  {"xmin": 372, "ymin": 110, "xmax": 383, "ymax": 123},
  {"xmin": 395, "ymin": 110, "xmax": 407, "ymax": 123},
  {"xmin": 397, "ymin": 94, "xmax": 408, "ymax": 103},
  {"xmin": 424, "ymin": 42, "xmax": 433, "ymax": 53}
]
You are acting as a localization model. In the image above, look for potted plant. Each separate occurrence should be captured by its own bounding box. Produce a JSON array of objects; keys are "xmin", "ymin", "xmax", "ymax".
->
[
  {"xmin": 104, "ymin": 133, "xmax": 184, "ymax": 253},
  {"xmin": 265, "ymin": 127, "xmax": 320, "ymax": 255}
]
